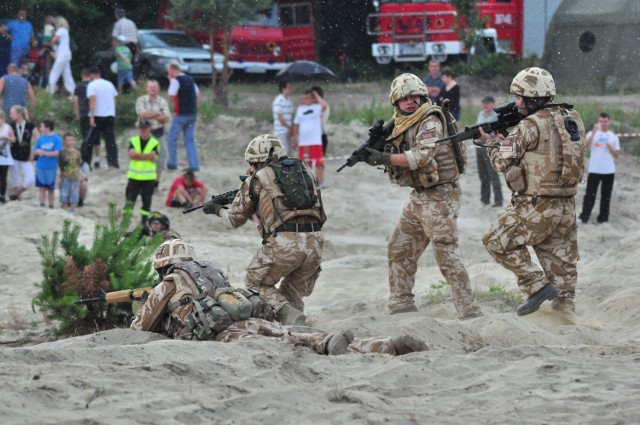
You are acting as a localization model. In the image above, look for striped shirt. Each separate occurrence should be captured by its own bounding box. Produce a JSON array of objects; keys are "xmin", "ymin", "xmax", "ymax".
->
[{"xmin": 272, "ymin": 94, "xmax": 292, "ymax": 134}]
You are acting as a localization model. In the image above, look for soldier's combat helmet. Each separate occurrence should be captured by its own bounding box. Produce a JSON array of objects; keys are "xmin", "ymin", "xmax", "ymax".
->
[
  {"xmin": 244, "ymin": 134, "xmax": 286, "ymax": 163},
  {"xmin": 153, "ymin": 239, "xmax": 195, "ymax": 270},
  {"xmin": 148, "ymin": 211, "xmax": 170, "ymax": 229},
  {"xmin": 389, "ymin": 73, "xmax": 429, "ymax": 105},
  {"xmin": 510, "ymin": 67, "xmax": 556, "ymax": 98}
]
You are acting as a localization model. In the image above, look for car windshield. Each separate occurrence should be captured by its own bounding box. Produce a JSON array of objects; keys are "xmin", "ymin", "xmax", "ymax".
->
[{"xmin": 140, "ymin": 32, "xmax": 202, "ymax": 49}]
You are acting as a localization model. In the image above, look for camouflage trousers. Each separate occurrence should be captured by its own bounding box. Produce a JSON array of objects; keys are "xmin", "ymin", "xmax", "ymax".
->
[
  {"xmin": 245, "ymin": 232, "xmax": 323, "ymax": 313},
  {"xmin": 216, "ymin": 318, "xmax": 403, "ymax": 355},
  {"xmin": 482, "ymin": 195, "xmax": 578, "ymax": 298},
  {"xmin": 388, "ymin": 184, "xmax": 479, "ymax": 318}
]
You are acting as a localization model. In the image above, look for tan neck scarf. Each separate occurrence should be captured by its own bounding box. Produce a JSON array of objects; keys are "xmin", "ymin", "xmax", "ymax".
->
[{"xmin": 390, "ymin": 103, "xmax": 431, "ymax": 146}]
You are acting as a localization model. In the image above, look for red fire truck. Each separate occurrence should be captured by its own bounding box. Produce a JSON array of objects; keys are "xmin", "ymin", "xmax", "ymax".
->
[
  {"xmin": 367, "ymin": 0, "xmax": 523, "ymax": 65},
  {"xmin": 158, "ymin": 0, "xmax": 316, "ymax": 74}
]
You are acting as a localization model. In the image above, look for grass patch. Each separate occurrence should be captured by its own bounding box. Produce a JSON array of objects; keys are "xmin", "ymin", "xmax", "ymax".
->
[
  {"xmin": 476, "ymin": 284, "xmax": 523, "ymax": 309},
  {"xmin": 423, "ymin": 280, "xmax": 451, "ymax": 305}
]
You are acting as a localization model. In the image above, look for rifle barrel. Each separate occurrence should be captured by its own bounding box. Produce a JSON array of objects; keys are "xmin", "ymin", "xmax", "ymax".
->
[{"xmin": 182, "ymin": 204, "xmax": 203, "ymax": 214}]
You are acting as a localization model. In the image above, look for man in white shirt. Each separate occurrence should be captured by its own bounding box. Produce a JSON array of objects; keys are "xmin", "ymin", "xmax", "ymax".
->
[
  {"xmin": 578, "ymin": 112, "xmax": 620, "ymax": 224},
  {"xmin": 87, "ymin": 66, "xmax": 118, "ymax": 169},
  {"xmin": 292, "ymin": 89, "xmax": 327, "ymax": 186},
  {"xmin": 272, "ymin": 81, "xmax": 293, "ymax": 155}
]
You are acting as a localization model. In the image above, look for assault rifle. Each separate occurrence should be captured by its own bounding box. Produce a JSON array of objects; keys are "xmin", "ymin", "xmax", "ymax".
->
[
  {"xmin": 336, "ymin": 119, "xmax": 395, "ymax": 172},
  {"xmin": 74, "ymin": 287, "xmax": 153, "ymax": 304},
  {"xmin": 441, "ymin": 102, "xmax": 525, "ymax": 148},
  {"xmin": 183, "ymin": 175, "xmax": 248, "ymax": 214}
]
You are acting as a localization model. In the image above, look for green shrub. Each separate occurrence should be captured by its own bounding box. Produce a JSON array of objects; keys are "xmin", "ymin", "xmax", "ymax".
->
[{"xmin": 32, "ymin": 204, "xmax": 162, "ymax": 336}]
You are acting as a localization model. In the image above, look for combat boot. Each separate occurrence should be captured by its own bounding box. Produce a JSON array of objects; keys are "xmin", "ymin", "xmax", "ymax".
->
[
  {"xmin": 389, "ymin": 304, "xmax": 418, "ymax": 315},
  {"xmin": 391, "ymin": 335, "xmax": 429, "ymax": 355},
  {"xmin": 516, "ymin": 283, "xmax": 558, "ymax": 316},
  {"xmin": 458, "ymin": 305, "xmax": 484, "ymax": 320},
  {"xmin": 551, "ymin": 298, "xmax": 575, "ymax": 314},
  {"xmin": 278, "ymin": 303, "xmax": 307, "ymax": 325},
  {"xmin": 326, "ymin": 329, "xmax": 354, "ymax": 355}
]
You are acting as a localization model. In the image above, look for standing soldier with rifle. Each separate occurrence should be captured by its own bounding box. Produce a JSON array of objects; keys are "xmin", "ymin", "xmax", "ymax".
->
[
  {"xmin": 477, "ymin": 67, "xmax": 585, "ymax": 316},
  {"xmin": 201, "ymin": 134, "xmax": 326, "ymax": 326},
  {"xmin": 481, "ymin": 67, "xmax": 585, "ymax": 316},
  {"xmin": 360, "ymin": 73, "xmax": 482, "ymax": 319}
]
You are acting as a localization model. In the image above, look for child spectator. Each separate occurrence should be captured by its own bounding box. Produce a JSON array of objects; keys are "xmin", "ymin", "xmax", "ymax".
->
[
  {"xmin": 292, "ymin": 88, "xmax": 327, "ymax": 187},
  {"xmin": 0, "ymin": 110, "xmax": 16, "ymax": 203},
  {"xmin": 311, "ymin": 85, "xmax": 331, "ymax": 155},
  {"xmin": 115, "ymin": 34, "xmax": 136, "ymax": 94},
  {"xmin": 165, "ymin": 168, "xmax": 208, "ymax": 209},
  {"xmin": 58, "ymin": 132, "xmax": 82, "ymax": 212},
  {"xmin": 31, "ymin": 119, "xmax": 62, "ymax": 208}
]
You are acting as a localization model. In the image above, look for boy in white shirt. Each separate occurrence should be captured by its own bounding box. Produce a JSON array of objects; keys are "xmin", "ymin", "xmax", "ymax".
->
[{"xmin": 292, "ymin": 89, "xmax": 327, "ymax": 186}]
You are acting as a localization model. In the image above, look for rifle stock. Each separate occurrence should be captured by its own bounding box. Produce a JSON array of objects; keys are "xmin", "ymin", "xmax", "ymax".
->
[
  {"xmin": 74, "ymin": 287, "xmax": 153, "ymax": 305},
  {"xmin": 337, "ymin": 119, "xmax": 395, "ymax": 172}
]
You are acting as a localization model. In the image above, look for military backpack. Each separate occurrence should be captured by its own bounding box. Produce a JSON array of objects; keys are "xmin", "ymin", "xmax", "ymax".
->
[{"xmin": 267, "ymin": 157, "xmax": 317, "ymax": 210}]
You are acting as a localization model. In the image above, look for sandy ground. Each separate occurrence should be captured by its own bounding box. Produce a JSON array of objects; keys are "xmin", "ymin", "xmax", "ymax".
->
[{"xmin": 1, "ymin": 84, "xmax": 640, "ymax": 424}]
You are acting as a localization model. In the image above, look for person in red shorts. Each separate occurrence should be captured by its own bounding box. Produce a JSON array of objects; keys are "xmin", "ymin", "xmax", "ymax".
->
[
  {"xmin": 292, "ymin": 88, "xmax": 328, "ymax": 188},
  {"xmin": 165, "ymin": 168, "xmax": 208, "ymax": 209}
]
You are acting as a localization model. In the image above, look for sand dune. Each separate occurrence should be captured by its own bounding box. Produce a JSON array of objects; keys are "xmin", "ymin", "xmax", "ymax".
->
[{"xmin": 1, "ymin": 106, "xmax": 640, "ymax": 424}]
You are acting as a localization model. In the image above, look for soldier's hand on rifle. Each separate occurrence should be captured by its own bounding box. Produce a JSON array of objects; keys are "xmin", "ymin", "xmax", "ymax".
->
[
  {"xmin": 202, "ymin": 200, "xmax": 226, "ymax": 216},
  {"xmin": 478, "ymin": 127, "xmax": 506, "ymax": 146},
  {"xmin": 364, "ymin": 147, "xmax": 390, "ymax": 166}
]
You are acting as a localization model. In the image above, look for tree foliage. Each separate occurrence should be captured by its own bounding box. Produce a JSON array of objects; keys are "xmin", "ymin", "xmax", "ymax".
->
[
  {"xmin": 167, "ymin": 0, "xmax": 270, "ymax": 108},
  {"xmin": 32, "ymin": 204, "xmax": 162, "ymax": 336},
  {"xmin": 451, "ymin": 0, "xmax": 488, "ymax": 50}
]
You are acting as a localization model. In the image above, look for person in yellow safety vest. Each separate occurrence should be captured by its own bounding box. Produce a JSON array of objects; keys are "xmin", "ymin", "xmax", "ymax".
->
[{"xmin": 125, "ymin": 119, "xmax": 160, "ymax": 225}]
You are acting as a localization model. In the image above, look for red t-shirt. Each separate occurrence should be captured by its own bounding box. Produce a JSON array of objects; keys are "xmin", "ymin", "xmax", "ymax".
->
[{"xmin": 165, "ymin": 175, "xmax": 206, "ymax": 206}]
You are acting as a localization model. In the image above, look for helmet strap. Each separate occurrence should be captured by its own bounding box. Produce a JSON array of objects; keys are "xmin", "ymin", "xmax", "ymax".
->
[{"xmin": 523, "ymin": 97, "xmax": 552, "ymax": 114}]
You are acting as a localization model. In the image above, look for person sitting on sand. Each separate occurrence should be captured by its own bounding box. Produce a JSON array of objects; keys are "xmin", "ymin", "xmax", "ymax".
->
[
  {"xmin": 165, "ymin": 168, "xmax": 207, "ymax": 209},
  {"xmin": 131, "ymin": 239, "xmax": 428, "ymax": 356}
]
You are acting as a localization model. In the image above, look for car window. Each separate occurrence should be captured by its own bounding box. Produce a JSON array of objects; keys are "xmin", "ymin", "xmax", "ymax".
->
[{"xmin": 139, "ymin": 32, "xmax": 202, "ymax": 49}]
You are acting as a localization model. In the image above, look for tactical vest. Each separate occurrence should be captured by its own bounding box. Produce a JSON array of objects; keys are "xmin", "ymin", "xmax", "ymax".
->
[
  {"xmin": 249, "ymin": 158, "xmax": 326, "ymax": 239},
  {"xmin": 166, "ymin": 260, "xmax": 257, "ymax": 340},
  {"xmin": 388, "ymin": 107, "xmax": 464, "ymax": 189},
  {"xmin": 520, "ymin": 107, "xmax": 585, "ymax": 197},
  {"xmin": 127, "ymin": 136, "xmax": 159, "ymax": 181}
]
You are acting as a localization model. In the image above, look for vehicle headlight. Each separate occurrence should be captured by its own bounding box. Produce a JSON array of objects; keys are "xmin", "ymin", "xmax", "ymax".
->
[
  {"xmin": 273, "ymin": 45, "xmax": 281, "ymax": 56},
  {"xmin": 229, "ymin": 45, "xmax": 237, "ymax": 55}
]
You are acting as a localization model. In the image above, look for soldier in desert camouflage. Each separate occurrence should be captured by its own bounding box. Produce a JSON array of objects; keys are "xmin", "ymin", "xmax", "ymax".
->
[
  {"xmin": 477, "ymin": 67, "xmax": 585, "ymax": 315},
  {"xmin": 362, "ymin": 73, "xmax": 482, "ymax": 319},
  {"xmin": 202, "ymin": 135, "xmax": 326, "ymax": 326},
  {"xmin": 147, "ymin": 211, "xmax": 181, "ymax": 241},
  {"xmin": 132, "ymin": 239, "xmax": 428, "ymax": 356}
]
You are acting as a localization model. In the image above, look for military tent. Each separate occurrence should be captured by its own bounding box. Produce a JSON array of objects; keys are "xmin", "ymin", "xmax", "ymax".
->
[{"xmin": 542, "ymin": 0, "xmax": 640, "ymax": 94}]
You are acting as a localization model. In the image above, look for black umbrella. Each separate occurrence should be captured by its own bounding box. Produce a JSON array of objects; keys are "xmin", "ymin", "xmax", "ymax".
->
[{"xmin": 275, "ymin": 60, "xmax": 336, "ymax": 82}]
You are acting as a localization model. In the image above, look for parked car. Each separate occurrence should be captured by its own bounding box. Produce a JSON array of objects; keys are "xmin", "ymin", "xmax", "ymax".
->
[{"xmin": 93, "ymin": 29, "xmax": 223, "ymax": 83}]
